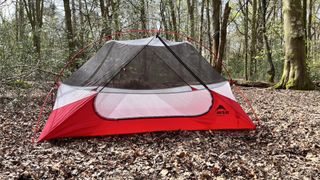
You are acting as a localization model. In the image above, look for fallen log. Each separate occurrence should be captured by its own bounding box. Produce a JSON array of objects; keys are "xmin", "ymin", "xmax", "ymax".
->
[{"xmin": 231, "ymin": 79, "xmax": 273, "ymax": 88}]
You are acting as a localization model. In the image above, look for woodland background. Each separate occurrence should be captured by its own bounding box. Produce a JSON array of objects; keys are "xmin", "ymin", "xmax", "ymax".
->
[
  {"xmin": 0, "ymin": 0, "xmax": 319, "ymax": 87},
  {"xmin": 0, "ymin": 0, "xmax": 320, "ymax": 179}
]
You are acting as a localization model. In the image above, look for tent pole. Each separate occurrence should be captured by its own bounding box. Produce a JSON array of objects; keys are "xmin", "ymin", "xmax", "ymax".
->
[{"xmin": 156, "ymin": 35, "xmax": 210, "ymax": 91}]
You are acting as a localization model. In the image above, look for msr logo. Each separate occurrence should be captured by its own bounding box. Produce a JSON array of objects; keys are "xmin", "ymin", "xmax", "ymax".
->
[{"xmin": 215, "ymin": 105, "xmax": 229, "ymax": 116}]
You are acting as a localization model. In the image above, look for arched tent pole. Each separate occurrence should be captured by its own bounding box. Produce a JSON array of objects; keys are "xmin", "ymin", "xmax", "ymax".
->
[{"xmin": 32, "ymin": 29, "xmax": 260, "ymax": 144}]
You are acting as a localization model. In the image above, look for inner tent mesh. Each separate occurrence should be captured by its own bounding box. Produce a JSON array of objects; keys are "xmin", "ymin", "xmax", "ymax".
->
[
  {"xmin": 63, "ymin": 37, "xmax": 226, "ymax": 89},
  {"xmin": 106, "ymin": 46, "xmax": 194, "ymax": 89}
]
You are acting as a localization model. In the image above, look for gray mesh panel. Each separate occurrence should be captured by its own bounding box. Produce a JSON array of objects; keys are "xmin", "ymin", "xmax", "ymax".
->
[
  {"xmin": 64, "ymin": 41, "xmax": 145, "ymax": 86},
  {"xmin": 64, "ymin": 37, "xmax": 226, "ymax": 89},
  {"xmin": 106, "ymin": 46, "xmax": 191, "ymax": 89}
]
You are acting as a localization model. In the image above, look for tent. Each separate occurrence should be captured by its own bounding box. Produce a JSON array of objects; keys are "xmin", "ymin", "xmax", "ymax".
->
[{"xmin": 38, "ymin": 36, "xmax": 256, "ymax": 142}]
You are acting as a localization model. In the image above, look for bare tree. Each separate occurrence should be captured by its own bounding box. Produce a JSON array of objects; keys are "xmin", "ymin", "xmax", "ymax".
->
[
  {"xmin": 307, "ymin": 0, "xmax": 313, "ymax": 58},
  {"xmin": 169, "ymin": 0, "xmax": 178, "ymax": 40},
  {"xmin": 63, "ymin": 0, "xmax": 75, "ymax": 53},
  {"xmin": 160, "ymin": 0, "xmax": 169, "ymax": 39},
  {"xmin": 139, "ymin": 0, "xmax": 147, "ymax": 31},
  {"xmin": 206, "ymin": 0, "xmax": 213, "ymax": 64},
  {"xmin": 249, "ymin": 0, "xmax": 257, "ymax": 79},
  {"xmin": 78, "ymin": 0, "xmax": 84, "ymax": 47},
  {"xmin": 244, "ymin": 0, "xmax": 249, "ymax": 80},
  {"xmin": 16, "ymin": 0, "xmax": 25, "ymax": 42},
  {"xmin": 187, "ymin": 0, "xmax": 195, "ymax": 38},
  {"xmin": 261, "ymin": 0, "xmax": 275, "ymax": 82},
  {"xmin": 215, "ymin": 1, "xmax": 231, "ymax": 73},
  {"xmin": 23, "ymin": 0, "xmax": 44, "ymax": 56},
  {"xmin": 71, "ymin": 0, "xmax": 77, "ymax": 40},
  {"xmin": 100, "ymin": 0, "xmax": 112, "ymax": 37},
  {"xmin": 212, "ymin": 0, "xmax": 221, "ymax": 61},
  {"xmin": 199, "ymin": 0, "xmax": 205, "ymax": 54},
  {"xmin": 112, "ymin": 0, "xmax": 120, "ymax": 39}
]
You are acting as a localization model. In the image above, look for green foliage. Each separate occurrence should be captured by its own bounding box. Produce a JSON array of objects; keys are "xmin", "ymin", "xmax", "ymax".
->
[
  {"xmin": 7, "ymin": 80, "xmax": 32, "ymax": 89},
  {"xmin": 309, "ymin": 60, "xmax": 320, "ymax": 81},
  {"xmin": 225, "ymin": 37, "xmax": 285, "ymax": 83}
]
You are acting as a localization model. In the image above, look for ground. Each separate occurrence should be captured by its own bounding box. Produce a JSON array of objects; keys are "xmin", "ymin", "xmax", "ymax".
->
[{"xmin": 0, "ymin": 83, "xmax": 319, "ymax": 179}]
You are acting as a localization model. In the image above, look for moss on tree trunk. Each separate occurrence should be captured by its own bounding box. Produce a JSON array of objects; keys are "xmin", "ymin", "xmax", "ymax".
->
[{"xmin": 275, "ymin": 0, "xmax": 314, "ymax": 90}]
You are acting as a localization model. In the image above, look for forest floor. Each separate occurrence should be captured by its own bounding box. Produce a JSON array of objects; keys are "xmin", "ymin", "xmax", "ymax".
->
[{"xmin": 0, "ymin": 82, "xmax": 319, "ymax": 179}]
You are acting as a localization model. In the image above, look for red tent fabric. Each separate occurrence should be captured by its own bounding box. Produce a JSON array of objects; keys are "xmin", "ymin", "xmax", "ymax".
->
[{"xmin": 38, "ymin": 36, "xmax": 255, "ymax": 142}]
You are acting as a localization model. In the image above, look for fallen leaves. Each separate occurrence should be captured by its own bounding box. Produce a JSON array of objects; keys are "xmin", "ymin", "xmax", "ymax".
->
[{"xmin": 0, "ymin": 83, "xmax": 319, "ymax": 179}]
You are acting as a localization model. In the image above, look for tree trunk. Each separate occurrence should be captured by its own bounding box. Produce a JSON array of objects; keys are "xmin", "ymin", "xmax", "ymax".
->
[
  {"xmin": 280, "ymin": 0, "xmax": 283, "ymax": 46},
  {"xmin": 83, "ymin": 0, "xmax": 94, "ymax": 39},
  {"xmin": 187, "ymin": 0, "xmax": 195, "ymax": 38},
  {"xmin": 100, "ymin": 0, "xmax": 111, "ymax": 37},
  {"xmin": 112, "ymin": 0, "xmax": 120, "ymax": 39},
  {"xmin": 15, "ymin": 0, "xmax": 19, "ymax": 41},
  {"xmin": 100, "ymin": 0, "xmax": 106, "ymax": 20},
  {"xmin": 256, "ymin": 1, "xmax": 264, "ymax": 71},
  {"xmin": 199, "ymin": 0, "xmax": 205, "ymax": 54},
  {"xmin": 215, "ymin": 1, "xmax": 231, "ymax": 74},
  {"xmin": 307, "ymin": 0, "xmax": 313, "ymax": 59},
  {"xmin": 212, "ymin": 0, "xmax": 221, "ymax": 61},
  {"xmin": 302, "ymin": 0, "xmax": 307, "ymax": 34},
  {"xmin": 249, "ymin": 0, "xmax": 257, "ymax": 79},
  {"xmin": 261, "ymin": 0, "xmax": 275, "ymax": 82},
  {"xmin": 275, "ymin": 0, "xmax": 314, "ymax": 90},
  {"xmin": 244, "ymin": 0, "xmax": 249, "ymax": 80},
  {"xmin": 302, "ymin": 0, "xmax": 308, "ymax": 55},
  {"xmin": 63, "ymin": 0, "xmax": 75, "ymax": 54},
  {"xmin": 169, "ymin": 0, "xmax": 178, "ymax": 41},
  {"xmin": 17, "ymin": 0, "xmax": 25, "ymax": 42},
  {"xmin": 78, "ymin": 0, "xmax": 84, "ymax": 47},
  {"xmin": 23, "ymin": 0, "xmax": 44, "ymax": 57},
  {"xmin": 177, "ymin": 0, "xmax": 181, "ymax": 34},
  {"xmin": 99, "ymin": 0, "xmax": 106, "ymax": 37},
  {"xmin": 71, "ymin": 0, "xmax": 77, "ymax": 41},
  {"xmin": 160, "ymin": 0, "xmax": 169, "ymax": 39},
  {"xmin": 140, "ymin": 0, "xmax": 147, "ymax": 31},
  {"xmin": 206, "ymin": 0, "xmax": 213, "ymax": 64},
  {"xmin": 167, "ymin": 7, "xmax": 173, "ymax": 33}
]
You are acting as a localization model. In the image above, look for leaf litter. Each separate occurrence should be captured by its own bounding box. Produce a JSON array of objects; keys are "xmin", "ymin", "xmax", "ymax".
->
[{"xmin": 0, "ymin": 83, "xmax": 319, "ymax": 179}]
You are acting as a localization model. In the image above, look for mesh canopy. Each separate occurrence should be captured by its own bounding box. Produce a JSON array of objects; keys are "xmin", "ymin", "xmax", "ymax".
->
[
  {"xmin": 64, "ymin": 41, "xmax": 145, "ymax": 86},
  {"xmin": 107, "ymin": 46, "xmax": 193, "ymax": 89},
  {"xmin": 64, "ymin": 37, "xmax": 226, "ymax": 89}
]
